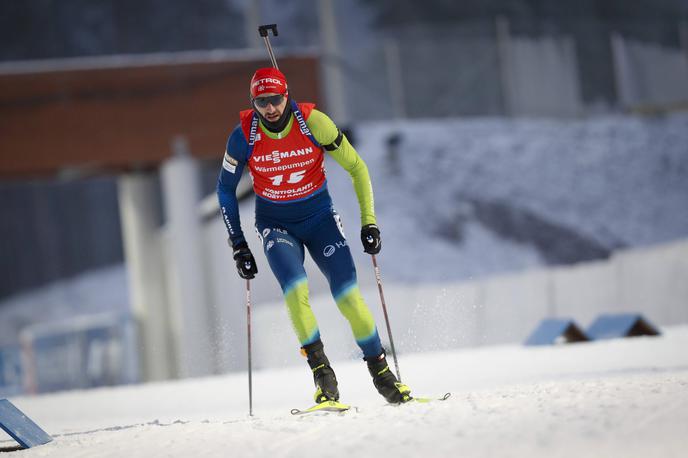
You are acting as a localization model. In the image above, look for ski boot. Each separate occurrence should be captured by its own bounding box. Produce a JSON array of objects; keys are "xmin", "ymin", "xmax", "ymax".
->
[
  {"xmin": 302, "ymin": 340, "xmax": 339, "ymax": 403},
  {"xmin": 365, "ymin": 352, "xmax": 412, "ymax": 404}
]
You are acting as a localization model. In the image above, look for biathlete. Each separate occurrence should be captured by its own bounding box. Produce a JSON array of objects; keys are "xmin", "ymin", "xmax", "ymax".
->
[{"xmin": 217, "ymin": 67, "xmax": 411, "ymax": 404}]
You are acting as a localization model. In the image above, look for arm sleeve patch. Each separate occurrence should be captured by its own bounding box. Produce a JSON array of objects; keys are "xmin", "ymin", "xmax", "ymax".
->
[{"xmin": 222, "ymin": 151, "xmax": 239, "ymax": 173}]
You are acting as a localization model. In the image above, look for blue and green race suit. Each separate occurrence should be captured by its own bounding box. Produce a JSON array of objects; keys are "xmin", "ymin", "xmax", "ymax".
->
[{"xmin": 217, "ymin": 100, "xmax": 383, "ymax": 358}]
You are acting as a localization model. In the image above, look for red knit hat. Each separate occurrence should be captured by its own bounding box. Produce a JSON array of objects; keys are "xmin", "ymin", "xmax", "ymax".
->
[{"xmin": 250, "ymin": 67, "xmax": 288, "ymax": 98}]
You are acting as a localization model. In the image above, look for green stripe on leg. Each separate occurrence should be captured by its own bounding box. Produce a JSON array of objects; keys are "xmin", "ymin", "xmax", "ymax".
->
[
  {"xmin": 284, "ymin": 278, "xmax": 320, "ymax": 345},
  {"xmin": 335, "ymin": 285, "xmax": 376, "ymax": 342}
]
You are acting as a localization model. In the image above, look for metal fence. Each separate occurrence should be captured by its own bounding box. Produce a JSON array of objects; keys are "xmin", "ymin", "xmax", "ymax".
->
[
  {"xmin": 612, "ymin": 33, "xmax": 688, "ymax": 111},
  {"xmin": 339, "ymin": 20, "xmax": 688, "ymax": 120}
]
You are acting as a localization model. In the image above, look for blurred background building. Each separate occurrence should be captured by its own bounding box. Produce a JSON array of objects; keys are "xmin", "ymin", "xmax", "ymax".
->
[{"xmin": 1, "ymin": 0, "xmax": 687, "ymax": 396}]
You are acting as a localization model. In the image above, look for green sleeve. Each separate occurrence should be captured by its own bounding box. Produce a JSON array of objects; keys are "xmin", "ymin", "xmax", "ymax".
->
[{"xmin": 306, "ymin": 109, "xmax": 377, "ymax": 226}]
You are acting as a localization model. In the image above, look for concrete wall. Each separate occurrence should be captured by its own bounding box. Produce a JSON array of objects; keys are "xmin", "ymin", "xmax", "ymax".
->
[{"xmin": 613, "ymin": 241, "xmax": 688, "ymax": 324}]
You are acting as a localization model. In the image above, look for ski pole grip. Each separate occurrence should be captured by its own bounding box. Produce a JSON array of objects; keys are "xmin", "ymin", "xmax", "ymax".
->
[{"xmin": 258, "ymin": 24, "xmax": 278, "ymax": 37}]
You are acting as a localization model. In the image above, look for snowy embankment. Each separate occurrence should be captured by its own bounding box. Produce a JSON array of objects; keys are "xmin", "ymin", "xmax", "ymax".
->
[
  {"xmin": 2, "ymin": 327, "xmax": 687, "ymax": 457},
  {"xmin": 339, "ymin": 113, "xmax": 688, "ymax": 283}
]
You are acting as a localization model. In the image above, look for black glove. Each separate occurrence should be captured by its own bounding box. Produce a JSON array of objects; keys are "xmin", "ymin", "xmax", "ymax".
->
[
  {"xmin": 360, "ymin": 224, "xmax": 381, "ymax": 255},
  {"xmin": 232, "ymin": 241, "xmax": 258, "ymax": 279}
]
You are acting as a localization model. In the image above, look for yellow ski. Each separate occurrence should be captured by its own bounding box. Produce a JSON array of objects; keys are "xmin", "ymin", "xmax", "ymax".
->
[
  {"xmin": 290, "ymin": 400, "xmax": 352, "ymax": 415},
  {"xmin": 410, "ymin": 392, "xmax": 451, "ymax": 403},
  {"xmin": 389, "ymin": 392, "xmax": 451, "ymax": 405}
]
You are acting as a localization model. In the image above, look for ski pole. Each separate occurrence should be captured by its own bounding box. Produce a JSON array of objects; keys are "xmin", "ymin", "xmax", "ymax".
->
[
  {"xmin": 258, "ymin": 24, "xmax": 279, "ymax": 69},
  {"xmin": 371, "ymin": 254, "xmax": 402, "ymax": 382},
  {"xmin": 246, "ymin": 279, "xmax": 254, "ymax": 416}
]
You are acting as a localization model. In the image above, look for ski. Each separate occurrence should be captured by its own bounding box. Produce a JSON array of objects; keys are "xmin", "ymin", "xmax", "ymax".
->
[
  {"xmin": 401, "ymin": 392, "xmax": 452, "ymax": 404},
  {"xmin": 290, "ymin": 393, "xmax": 449, "ymax": 414},
  {"xmin": 290, "ymin": 400, "xmax": 353, "ymax": 415}
]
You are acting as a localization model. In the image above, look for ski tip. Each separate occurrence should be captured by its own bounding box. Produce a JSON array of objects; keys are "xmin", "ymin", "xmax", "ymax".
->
[{"xmin": 403, "ymin": 392, "xmax": 452, "ymax": 404}]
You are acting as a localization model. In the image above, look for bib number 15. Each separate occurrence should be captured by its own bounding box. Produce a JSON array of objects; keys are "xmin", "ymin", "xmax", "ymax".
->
[{"xmin": 269, "ymin": 170, "xmax": 306, "ymax": 186}]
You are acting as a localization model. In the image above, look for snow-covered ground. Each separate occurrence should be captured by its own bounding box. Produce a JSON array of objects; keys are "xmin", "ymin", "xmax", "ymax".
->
[{"xmin": 3, "ymin": 327, "xmax": 687, "ymax": 457}]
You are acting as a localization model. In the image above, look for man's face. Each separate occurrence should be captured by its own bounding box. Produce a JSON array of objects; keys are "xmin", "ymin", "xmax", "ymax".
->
[{"xmin": 253, "ymin": 92, "xmax": 288, "ymax": 123}]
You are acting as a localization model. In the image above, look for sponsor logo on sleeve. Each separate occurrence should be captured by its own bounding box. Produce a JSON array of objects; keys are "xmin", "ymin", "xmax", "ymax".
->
[{"xmin": 223, "ymin": 151, "xmax": 239, "ymax": 173}]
